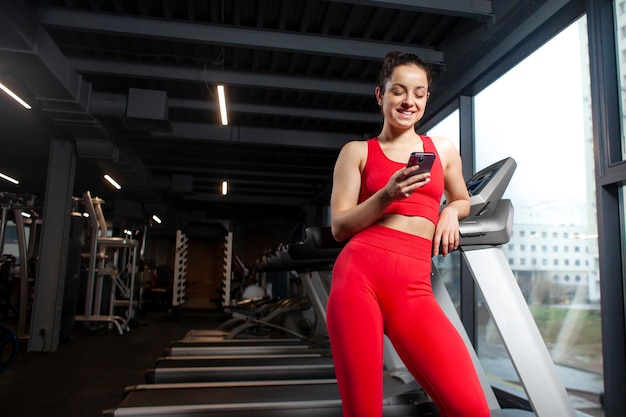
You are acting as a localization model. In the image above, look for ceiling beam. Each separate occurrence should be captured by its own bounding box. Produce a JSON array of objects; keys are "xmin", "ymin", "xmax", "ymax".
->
[
  {"xmin": 168, "ymin": 98, "xmax": 380, "ymax": 123},
  {"xmin": 71, "ymin": 57, "xmax": 374, "ymax": 96},
  {"xmin": 182, "ymin": 192, "xmax": 308, "ymax": 206},
  {"xmin": 326, "ymin": 0, "xmax": 493, "ymax": 19},
  {"xmin": 37, "ymin": 7, "xmax": 444, "ymax": 64},
  {"xmin": 89, "ymin": 92, "xmax": 380, "ymax": 123},
  {"xmin": 151, "ymin": 166, "xmax": 330, "ymax": 182},
  {"xmin": 150, "ymin": 123, "xmax": 363, "ymax": 149}
]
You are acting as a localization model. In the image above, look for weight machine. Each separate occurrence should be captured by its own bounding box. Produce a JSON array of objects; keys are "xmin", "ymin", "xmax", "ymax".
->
[{"xmin": 74, "ymin": 191, "xmax": 139, "ymax": 334}]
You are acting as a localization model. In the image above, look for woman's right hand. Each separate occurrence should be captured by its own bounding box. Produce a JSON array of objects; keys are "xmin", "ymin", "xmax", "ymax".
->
[{"xmin": 384, "ymin": 166, "xmax": 431, "ymax": 201}]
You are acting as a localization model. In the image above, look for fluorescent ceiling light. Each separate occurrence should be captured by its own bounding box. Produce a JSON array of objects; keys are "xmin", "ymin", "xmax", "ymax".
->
[
  {"xmin": 103, "ymin": 174, "xmax": 122, "ymax": 190},
  {"xmin": 152, "ymin": 214, "xmax": 162, "ymax": 224},
  {"xmin": 0, "ymin": 172, "xmax": 19, "ymax": 185},
  {"xmin": 217, "ymin": 84, "xmax": 228, "ymax": 125},
  {"xmin": 0, "ymin": 81, "xmax": 31, "ymax": 110},
  {"xmin": 221, "ymin": 180, "xmax": 228, "ymax": 195},
  {"xmin": 20, "ymin": 211, "xmax": 31, "ymax": 218}
]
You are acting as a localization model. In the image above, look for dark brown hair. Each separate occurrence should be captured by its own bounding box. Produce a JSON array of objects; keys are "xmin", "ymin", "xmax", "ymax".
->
[{"xmin": 377, "ymin": 51, "xmax": 432, "ymax": 93}]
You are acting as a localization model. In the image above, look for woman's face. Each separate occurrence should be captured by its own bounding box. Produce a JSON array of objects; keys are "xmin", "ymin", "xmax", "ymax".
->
[{"xmin": 376, "ymin": 64, "xmax": 430, "ymax": 130}]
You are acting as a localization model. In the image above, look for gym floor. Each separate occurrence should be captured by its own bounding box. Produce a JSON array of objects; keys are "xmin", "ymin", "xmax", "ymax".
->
[
  {"xmin": 0, "ymin": 309, "xmax": 229, "ymax": 417},
  {"xmin": 1, "ymin": 309, "xmax": 606, "ymax": 417}
]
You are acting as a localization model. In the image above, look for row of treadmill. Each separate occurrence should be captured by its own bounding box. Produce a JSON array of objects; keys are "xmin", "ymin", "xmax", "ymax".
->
[{"xmin": 101, "ymin": 157, "xmax": 583, "ymax": 417}]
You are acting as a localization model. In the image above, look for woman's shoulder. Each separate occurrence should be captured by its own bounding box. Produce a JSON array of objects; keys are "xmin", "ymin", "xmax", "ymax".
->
[
  {"xmin": 344, "ymin": 138, "xmax": 373, "ymax": 147},
  {"xmin": 336, "ymin": 139, "xmax": 370, "ymax": 171},
  {"xmin": 339, "ymin": 139, "xmax": 370, "ymax": 156},
  {"xmin": 423, "ymin": 134, "xmax": 449, "ymax": 145},
  {"xmin": 425, "ymin": 135, "xmax": 456, "ymax": 154}
]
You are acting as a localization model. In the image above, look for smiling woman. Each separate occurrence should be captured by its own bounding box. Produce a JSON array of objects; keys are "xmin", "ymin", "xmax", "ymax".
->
[{"xmin": 326, "ymin": 51, "xmax": 487, "ymax": 417}]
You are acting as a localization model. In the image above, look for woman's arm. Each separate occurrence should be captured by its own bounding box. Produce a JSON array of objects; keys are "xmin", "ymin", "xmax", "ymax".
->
[
  {"xmin": 432, "ymin": 137, "xmax": 470, "ymax": 256},
  {"xmin": 330, "ymin": 141, "xmax": 430, "ymax": 242}
]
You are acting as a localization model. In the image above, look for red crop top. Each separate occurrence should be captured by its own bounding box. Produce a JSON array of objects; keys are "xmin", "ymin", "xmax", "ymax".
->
[{"xmin": 359, "ymin": 136, "xmax": 444, "ymax": 225}]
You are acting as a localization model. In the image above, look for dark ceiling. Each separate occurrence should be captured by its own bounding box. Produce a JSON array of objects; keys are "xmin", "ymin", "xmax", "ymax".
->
[{"xmin": 0, "ymin": 0, "xmax": 570, "ymax": 231}]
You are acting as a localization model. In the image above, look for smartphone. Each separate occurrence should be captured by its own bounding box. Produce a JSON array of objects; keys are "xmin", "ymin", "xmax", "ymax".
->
[{"xmin": 406, "ymin": 152, "xmax": 436, "ymax": 176}]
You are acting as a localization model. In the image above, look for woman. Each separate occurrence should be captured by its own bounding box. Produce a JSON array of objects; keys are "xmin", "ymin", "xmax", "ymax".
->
[{"xmin": 326, "ymin": 51, "xmax": 490, "ymax": 417}]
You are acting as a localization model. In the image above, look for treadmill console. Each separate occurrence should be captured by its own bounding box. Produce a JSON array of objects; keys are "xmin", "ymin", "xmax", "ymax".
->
[
  {"xmin": 459, "ymin": 157, "xmax": 517, "ymax": 247},
  {"xmin": 467, "ymin": 157, "xmax": 516, "ymax": 217}
]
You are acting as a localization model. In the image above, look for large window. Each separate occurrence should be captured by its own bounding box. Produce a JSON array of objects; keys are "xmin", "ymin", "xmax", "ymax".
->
[{"xmin": 474, "ymin": 17, "xmax": 603, "ymax": 416}]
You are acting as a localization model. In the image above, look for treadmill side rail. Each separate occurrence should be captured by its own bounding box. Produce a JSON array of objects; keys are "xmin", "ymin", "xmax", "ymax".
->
[
  {"xmin": 431, "ymin": 266, "xmax": 501, "ymax": 411},
  {"xmin": 462, "ymin": 247, "xmax": 577, "ymax": 417}
]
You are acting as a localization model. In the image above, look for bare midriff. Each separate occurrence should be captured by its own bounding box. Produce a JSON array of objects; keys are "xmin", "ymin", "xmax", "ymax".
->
[{"xmin": 375, "ymin": 214, "xmax": 435, "ymax": 240}]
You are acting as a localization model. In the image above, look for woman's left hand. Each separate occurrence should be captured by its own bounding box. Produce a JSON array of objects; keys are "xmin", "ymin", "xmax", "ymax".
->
[{"xmin": 433, "ymin": 206, "xmax": 460, "ymax": 257}]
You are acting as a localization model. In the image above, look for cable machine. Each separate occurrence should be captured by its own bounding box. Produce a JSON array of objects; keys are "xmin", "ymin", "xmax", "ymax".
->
[{"xmin": 74, "ymin": 191, "xmax": 139, "ymax": 334}]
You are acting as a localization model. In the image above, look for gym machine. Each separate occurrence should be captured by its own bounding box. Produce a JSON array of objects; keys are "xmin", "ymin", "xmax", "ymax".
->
[
  {"xmin": 0, "ymin": 192, "xmax": 39, "ymax": 338},
  {"xmin": 74, "ymin": 191, "xmax": 139, "ymax": 334}
]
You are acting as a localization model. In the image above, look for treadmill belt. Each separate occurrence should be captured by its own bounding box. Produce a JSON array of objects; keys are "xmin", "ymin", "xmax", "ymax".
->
[
  {"xmin": 166, "ymin": 345, "xmax": 329, "ymax": 356},
  {"xmin": 146, "ymin": 364, "xmax": 336, "ymax": 383},
  {"xmin": 123, "ymin": 383, "xmax": 342, "ymax": 406},
  {"xmin": 105, "ymin": 378, "xmax": 431, "ymax": 417},
  {"xmin": 155, "ymin": 356, "xmax": 335, "ymax": 368}
]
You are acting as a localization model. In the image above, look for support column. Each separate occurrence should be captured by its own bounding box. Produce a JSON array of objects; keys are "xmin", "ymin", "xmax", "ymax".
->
[
  {"xmin": 28, "ymin": 139, "xmax": 76, "ymax": 352},
  {"xmin": 458, "ymin": 94, "xmax": 477, "ymax": 345}
]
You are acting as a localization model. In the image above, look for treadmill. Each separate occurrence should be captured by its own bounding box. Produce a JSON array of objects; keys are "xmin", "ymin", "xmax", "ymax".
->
[
  {"xmin": 102, "ymin": 157, "xmax": 578, "ymax": 417},
  {"xmin": 145, "ymin": 355, "xmax": 336, "ymax": 384}
]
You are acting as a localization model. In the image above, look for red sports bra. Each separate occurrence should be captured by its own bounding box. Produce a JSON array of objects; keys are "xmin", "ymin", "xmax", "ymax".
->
[{"xmin": 359, "ymin": 137, "xmax": 444, "ymax": 225}]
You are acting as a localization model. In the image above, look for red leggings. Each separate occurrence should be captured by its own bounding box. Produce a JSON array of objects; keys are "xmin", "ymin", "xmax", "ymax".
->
[{"xmin": 326, "ymin": 225, "xmax": 489, "ymax": 417}]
